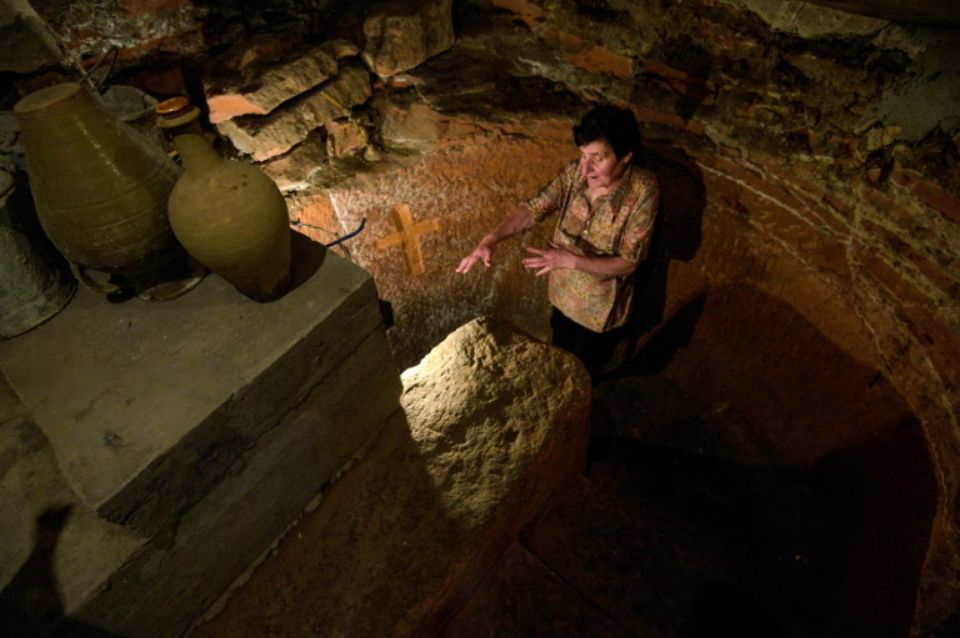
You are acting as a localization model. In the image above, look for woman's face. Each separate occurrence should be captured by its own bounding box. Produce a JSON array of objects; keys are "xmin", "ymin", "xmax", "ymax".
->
[{"xmin": 578, "ymin": 139, "xmax": 632, "ymax": 190}]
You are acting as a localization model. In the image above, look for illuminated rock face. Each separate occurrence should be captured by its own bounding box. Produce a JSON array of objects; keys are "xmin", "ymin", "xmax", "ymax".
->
[{"xmin": 191, "ymin": 316, "xmax": 593, "ymax": 637}]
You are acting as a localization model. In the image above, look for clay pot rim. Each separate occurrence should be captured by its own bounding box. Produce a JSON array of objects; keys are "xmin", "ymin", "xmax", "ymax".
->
[{"xmin": 14, "ymin": 83, "xmax": 83, "ymax": 115}]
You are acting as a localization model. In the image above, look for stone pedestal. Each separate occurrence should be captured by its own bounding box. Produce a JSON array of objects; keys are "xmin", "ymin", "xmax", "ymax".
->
[{"xmin": 0, "ymin": 239, "xmax": 402, "ymax": 637}]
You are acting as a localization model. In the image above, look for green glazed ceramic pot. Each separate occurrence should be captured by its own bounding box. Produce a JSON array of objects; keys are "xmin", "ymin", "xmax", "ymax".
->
[
  {"xmin": 14, "ymin": 83, "xmax": 189, "ymax": 295},
  {"xmin": 0, "ymin": 171, "xmax": 77, "ymax": 338}
]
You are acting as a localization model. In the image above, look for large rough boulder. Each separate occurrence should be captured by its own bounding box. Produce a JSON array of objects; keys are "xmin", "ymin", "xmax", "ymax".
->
[
  {"xmin": 362, "ymin": 0, "xmax": 455, "ymax": 78},
  {"xmin": 192, "ymin": 316, "xmax": 593, "ymax": 637}
]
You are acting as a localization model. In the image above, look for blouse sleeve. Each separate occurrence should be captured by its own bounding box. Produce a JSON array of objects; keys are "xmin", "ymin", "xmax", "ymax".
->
[
  {"xmin": 617, "ymin": 171, "xmax": 660, "ymax": 264},
  {"xmin": 522, "ymin": 161, "xmax": 578, "ymax": 222}
]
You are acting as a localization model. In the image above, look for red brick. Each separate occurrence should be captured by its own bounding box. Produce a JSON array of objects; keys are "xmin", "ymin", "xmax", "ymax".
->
[
  {"xmin": 854, "ymin": 242, "xmax": 921, "ymax": 309},
  {"xmin": 889, "ymin": 161, "xmax": 960, "ymax": 224},
  {"xmin": 912, "ymin": 179, "xmax": 960, "ymax": 225},
  {"xmin": 629, "ymin": 105, "xmax": 703, "ymax": 134},
  {"xmin": 565, "ymin": 46, "xmax": 633, "ymax": 79},
  {"xmin": 907, "ymin": 250, "xmax": 960, "ymax": 305},
  {"xmin": 121, "ymin": 0, "xmax": 190, "ymax": 18},
  {"xmin": 642, "ymin": 60, "xmax": 715, "ymax": 104},
  {"xmin": 491, "ymin": 0, "xmax": 547, "ymax": 27},
  {"xmin": 863, "ymin": 184, "xmax": 897, "ymax": 211},
  {"xmin": 536, "ymin": 25, "xmax": 584, "ymax": 52}
]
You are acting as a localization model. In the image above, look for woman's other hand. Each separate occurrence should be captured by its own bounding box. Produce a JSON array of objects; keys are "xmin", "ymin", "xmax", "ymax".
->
[{"xmin": 522, "ymin": 241, "xmax": 577, "ymax": 276}]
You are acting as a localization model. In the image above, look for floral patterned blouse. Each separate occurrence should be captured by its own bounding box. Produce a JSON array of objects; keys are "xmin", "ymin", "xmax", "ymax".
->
[{"xmin": 523, "ymin": 160, "xmax": 660, "ymax": 333}]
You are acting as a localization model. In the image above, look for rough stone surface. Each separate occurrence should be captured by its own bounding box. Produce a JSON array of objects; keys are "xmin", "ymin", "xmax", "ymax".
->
[
  {"xmin": 299, "ymin": 108, "xmax": 575, "ymax": 369},
  {"xmin": 32, "ymin": 0, "xmax": 206, "ymax": 63},
  {"xmin": 193, "ymin": 316, "xmax": 592, "ymax": 637},
  {"xmin": 867, "ymin": 27, "xmax": 960, "ymax": 141},
  {"xmin": 0, "ymin": 247, "xmax": 398, "ymax": 536},
  {"xmin": 205, "ymin": 46, "xmax": 339, "ymax": 123},
  {"xmin": 725, "ymin": 0, "xmax": 889, "ymax": 38},
  {"xmin": 791, "ymin": 0, "xmax": 960, "ymax": 27},
  {"xmin": 210, "ymin": 31, "xmax": 304, "ymax": 73},
  {"xmin": 324, "ymin": 117, "xmax": 367, "ymax": 157},
  {"xmin": 362, "ymin": 0, "xmax": 455, "ymax": 78},
  {"xmin": 259, "ymin": 132, "xmax": 329, "ymax": 193},
  {"xmin": 216, "ymin": 63, "xmax": 372, "ymax": 161},
  {"xmin": 320, "ymin": 37, "xmax": 360, "ymax": 60},
  {"xmin": 0, "ymin": 0, "xmax": 62, "ymax": 73}
]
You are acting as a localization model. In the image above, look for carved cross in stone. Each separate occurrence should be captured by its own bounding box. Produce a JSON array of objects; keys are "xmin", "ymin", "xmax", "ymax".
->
[{"xmin": 373, "ymin": 204, "xmax": 440, "ymax": 275}]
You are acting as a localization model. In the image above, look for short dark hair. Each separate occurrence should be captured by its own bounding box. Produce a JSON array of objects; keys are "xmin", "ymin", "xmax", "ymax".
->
[{"xmin": 573, "ymin": 105, "xmax": 645, "ymax": 166}]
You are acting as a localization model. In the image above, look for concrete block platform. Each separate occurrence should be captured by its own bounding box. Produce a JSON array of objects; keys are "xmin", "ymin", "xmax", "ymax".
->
[{"xmin": 0, "ymin": 235, "xmax": 402, "ymax": 637}]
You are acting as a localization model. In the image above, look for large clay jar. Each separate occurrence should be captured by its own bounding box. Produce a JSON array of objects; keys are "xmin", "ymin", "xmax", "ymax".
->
[
  {"xmin": 0, "ymin": 163, "xmax": 76, "ymax": 338},
  {"xmin": 14, "ymin": 83, "xmax": 195, "ymax": 298},
  {"xmin": 156, "ymin": 97, "xmax": 291, "ymax": 301}
]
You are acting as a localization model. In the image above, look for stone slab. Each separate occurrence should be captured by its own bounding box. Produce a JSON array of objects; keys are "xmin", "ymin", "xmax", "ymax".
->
[
  {"xmin": 1, "ymin": 316, "xmax": 401, "ymax": 637},
  {"xmin": 0, "ymin": 240, "xmax": 395, "ymax": 535},
  {"xmin": 204, "ymin": 46, "xmax": 339, "ymax": 123},
  {"xmin": 216, "ymin": 63, "xmax": 372, "ymax": 161}
]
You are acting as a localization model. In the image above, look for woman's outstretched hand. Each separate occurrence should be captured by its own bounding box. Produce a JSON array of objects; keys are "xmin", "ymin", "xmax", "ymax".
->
[
  {"xmin": 522, "ymin": 241, "xmax": 577, "ymax": 276},
  {"xmin": 456, "ymin": 240, "xmax": 495, "ymax": 273}
]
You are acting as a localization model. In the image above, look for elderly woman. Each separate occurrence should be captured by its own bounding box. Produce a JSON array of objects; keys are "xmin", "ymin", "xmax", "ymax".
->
[{"xmin": 456, "ymin": 105, "xmax": 660, "ymax": 380}]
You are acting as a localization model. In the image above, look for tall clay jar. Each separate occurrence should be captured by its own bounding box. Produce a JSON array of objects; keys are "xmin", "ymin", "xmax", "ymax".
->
[
  {"xmin": 155, "ymin": 97, "xmax": 291, "ymax": 301},
  {"xmin": 14, "ymin": 83, "xmax": 195, "ymax": 298},
  {"xmin": 0, "ymin": 164, "xmax": 76, "ymax": 338}
]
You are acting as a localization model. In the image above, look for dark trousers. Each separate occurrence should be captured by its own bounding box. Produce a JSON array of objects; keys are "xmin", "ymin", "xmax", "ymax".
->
[{"xmin": 550, "ymin": 308, "xmax": 624, "ymax": 382}]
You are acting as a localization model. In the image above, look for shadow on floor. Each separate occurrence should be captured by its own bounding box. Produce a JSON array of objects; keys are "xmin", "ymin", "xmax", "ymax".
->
[
  {"xmin": 0, "ymin": 505, "xmax": 124, "ymax": 637},
  {"xmin": 446, "ymin": 377, "xmax": 936, "ymax": 638}
]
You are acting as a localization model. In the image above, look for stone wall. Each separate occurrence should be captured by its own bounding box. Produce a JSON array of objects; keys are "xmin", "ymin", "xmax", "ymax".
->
[{"xmin": 2, "ymin": 0, "xmax": 958, "ymax": 633}]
